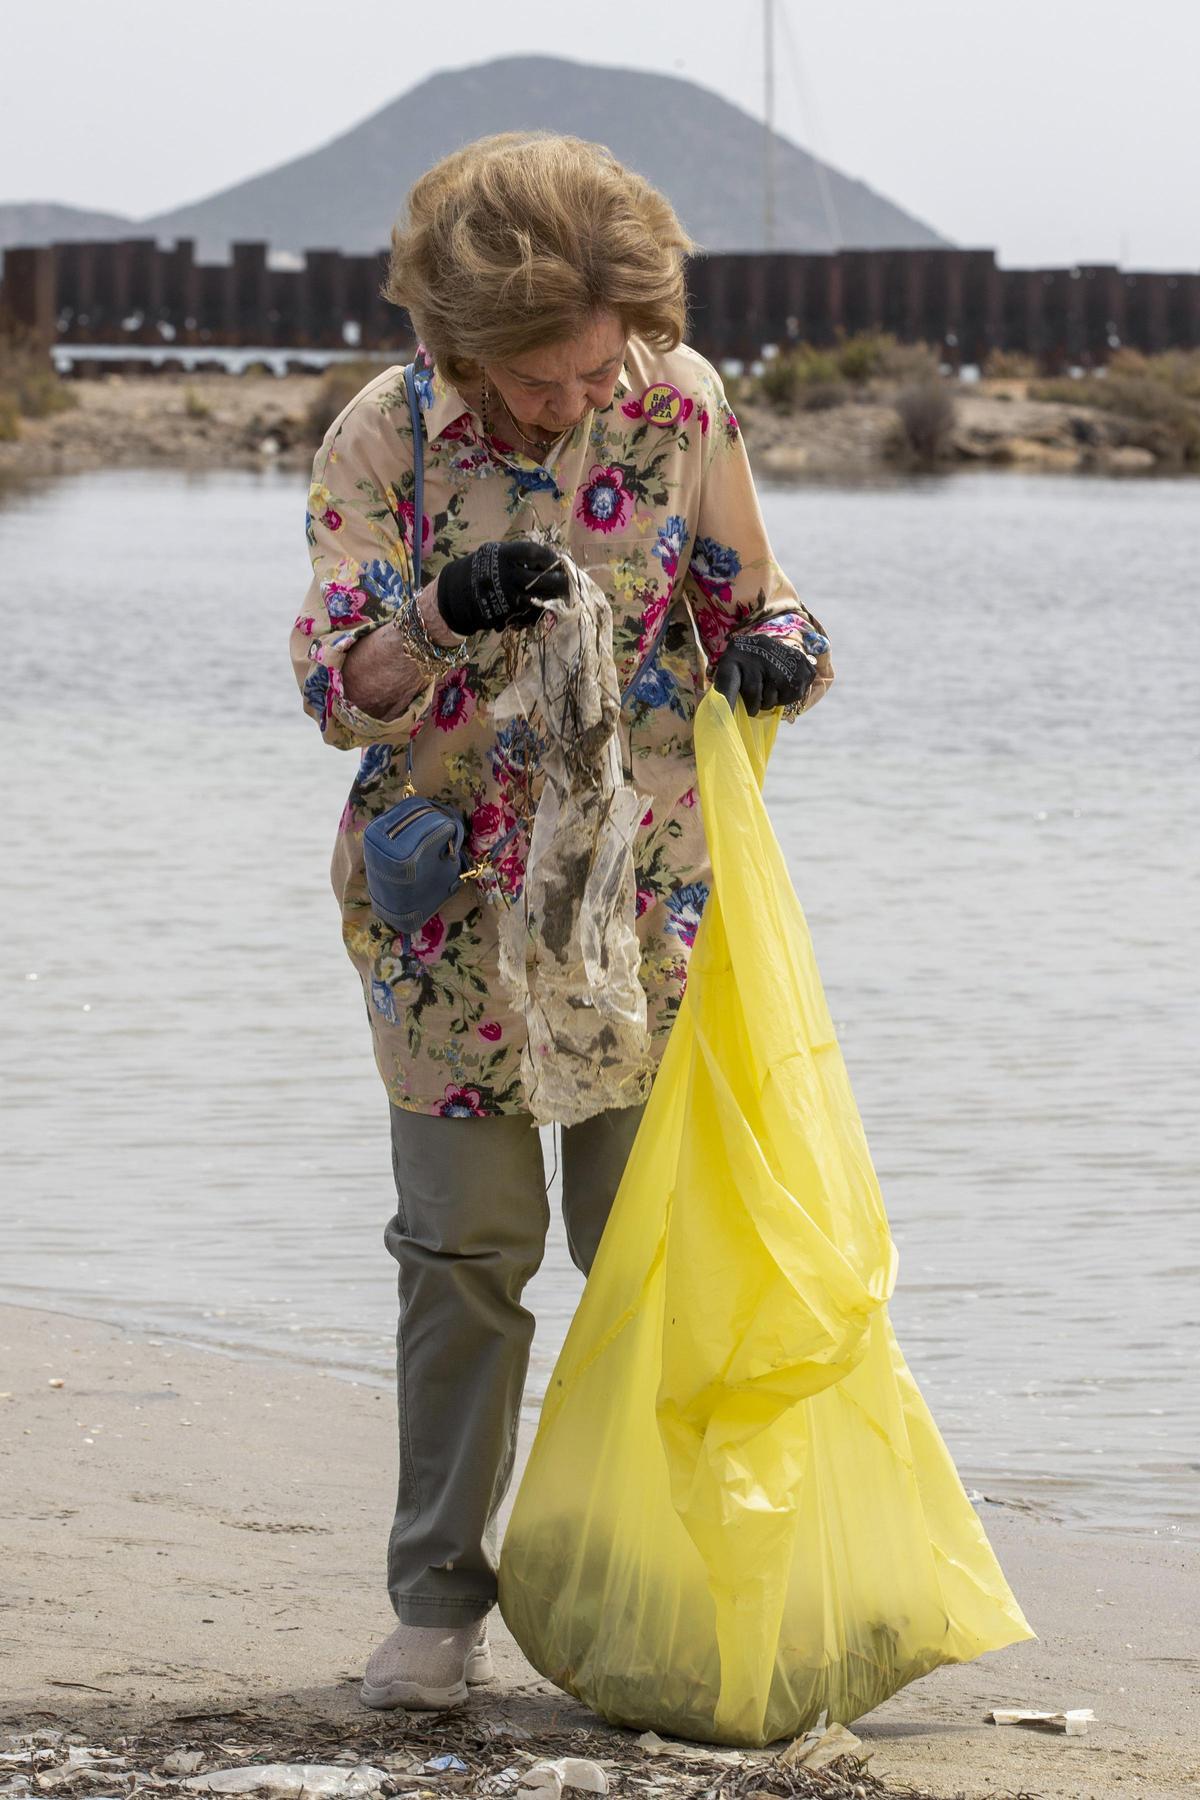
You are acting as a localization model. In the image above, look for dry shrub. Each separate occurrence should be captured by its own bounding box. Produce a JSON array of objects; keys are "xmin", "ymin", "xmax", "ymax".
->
[
  {"xmin": 796, "ymin": 381, "xmax": 849, "ymax": 412},
  {"xmin": 835, "ymin": 329, "xmax": 897, "ymax": 383},
  {"xmin": 892, "ymin": 379, "xmax": 958, "ymax": 464},
  {"xmin": 757, "ymin": 334, "xmax": 941, "ymax": 409},
  {"xmin": 1031, "ymin": 370, "xmax": 1200, "ymax": 462},
  {"xmin": 0, "ymin": 329, "xmax": 76, "ymax": 422},
  {"xmin": 721, "ymin": 369, "xmax": 756, "ymax": 412},
  {"xmin": 1142, "ymin": 348, "xmax": 1200, "ymax": 399},
  {"xmin": 1107, "ymin": 347, "xmax": 1148, "ymax": 379},
  {"xmin": 1103, "ymin": 378, "xmax": 1200, "ymax": 462},
  {"xmin": 0, "ymin": 394, "xmax": 19, "ymax": 441},
  {"xmin": 1031, "ymin": 376, "xmax": 1091, "ymax": 404},
  {"xmin": 759, "ymin": 347, "xmax": 841, "ymax": 409},
  {"xmin": 758, "ymin": 356, "xmax": 801, "ymax": 411},
  {"xmin": 880, "ymin": 339, "xmax": 941, "ymax": 382},
  {"xmin": 1101, "ymin": 348, "xmax": 1200, "ymax": 398},
  {"xmin": 983, "ymin": 349, "xmax": 1036, "ymax": 380},
  {"xmin": 304, "ymin": 357, "xmax": 398, "ymax": 443}
]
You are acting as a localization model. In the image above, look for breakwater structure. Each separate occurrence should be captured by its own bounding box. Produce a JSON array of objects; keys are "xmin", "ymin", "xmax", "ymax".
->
[{"xmin": 2, "ymin": 238, "xmax": 1198, "ymax": 369}]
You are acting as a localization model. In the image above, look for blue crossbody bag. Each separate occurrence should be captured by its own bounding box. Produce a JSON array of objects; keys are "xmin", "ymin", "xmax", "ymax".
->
[{"xmin": 362, "ymin": 363, "xmax": 671, "ymax": 937}]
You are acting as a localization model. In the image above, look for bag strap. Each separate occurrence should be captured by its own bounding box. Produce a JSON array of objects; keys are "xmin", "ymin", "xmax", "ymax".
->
[
  {"xmin": 403, "ymin": 361, "xmax": 424, "ymax": 591},
  {"xmin": 398, "ymin": 354, "xmax": 672, "ymax": 873},
  {"xmin": 401, "ymin": 360, "xmax": 429, "ymax": 797}
]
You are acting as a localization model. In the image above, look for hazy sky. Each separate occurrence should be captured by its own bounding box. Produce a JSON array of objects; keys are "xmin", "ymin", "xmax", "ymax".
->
[{"xmin": 7, "ymin": 0, "xmax": 1197, "ymax": 269}]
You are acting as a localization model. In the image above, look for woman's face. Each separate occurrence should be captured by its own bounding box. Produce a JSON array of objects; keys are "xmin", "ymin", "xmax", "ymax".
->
[{"xmin": 485, "ymin": 311, "xmax": 627, "ymax": 436}]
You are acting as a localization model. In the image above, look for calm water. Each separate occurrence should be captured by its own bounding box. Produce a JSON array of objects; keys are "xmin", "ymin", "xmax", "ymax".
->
[{"xmin": 2, "ymin": 466, "xmax": 1196, "ymax": 1537}]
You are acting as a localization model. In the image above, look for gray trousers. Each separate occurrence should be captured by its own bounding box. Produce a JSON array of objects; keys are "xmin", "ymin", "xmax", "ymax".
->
[{"xmin": 384, "ymin": 1101, "xmax": 644, "ymax": 1626}]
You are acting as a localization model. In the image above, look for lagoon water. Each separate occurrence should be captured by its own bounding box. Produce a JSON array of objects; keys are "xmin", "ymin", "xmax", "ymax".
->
[{"xmin": 2, "ymin": 465, "xmax": 1196, "ymax": 1537}]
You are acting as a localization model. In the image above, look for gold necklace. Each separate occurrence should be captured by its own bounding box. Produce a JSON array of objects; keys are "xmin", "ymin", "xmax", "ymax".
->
[{"xmin": 479, "ymin": 374, "xmax": 561, "ymax": 460}]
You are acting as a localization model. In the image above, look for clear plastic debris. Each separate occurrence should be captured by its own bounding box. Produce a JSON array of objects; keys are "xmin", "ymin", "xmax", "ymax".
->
[
  {"xmin": 517, "ymin": 1761, "xmax": 608, "ymax": 1799},
  {"xmin": 183, "ymin": 1766, "xmax": 387, "ymax": 1797},
  {"xmin": 989, "ymin": 1708, "xmax": 1095, "ymax": 1736},
  {"xmin": 779, "ymin": 1723, "xmax": 864, "ymax": 1769},
  {"xmin": 493, "ymin": 552, "xmax": 651, "ymax": 1126}
]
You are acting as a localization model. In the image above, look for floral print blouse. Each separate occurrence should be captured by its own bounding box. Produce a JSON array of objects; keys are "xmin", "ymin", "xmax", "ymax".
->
[{"xmin": 291, "ymin": 338, "xmax": 834, "ymax": 1117}]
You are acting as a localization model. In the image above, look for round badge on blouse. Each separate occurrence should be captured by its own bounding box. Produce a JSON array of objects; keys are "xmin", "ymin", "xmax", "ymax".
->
[{"xmin": 641, "ymin": 382, "xmax": 684, "ymax": 426}]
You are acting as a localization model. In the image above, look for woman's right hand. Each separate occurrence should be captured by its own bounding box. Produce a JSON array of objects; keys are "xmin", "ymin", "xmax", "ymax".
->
[{"xmin": 436, "ymin": 539, "xmax": 569, "ymax": 636}]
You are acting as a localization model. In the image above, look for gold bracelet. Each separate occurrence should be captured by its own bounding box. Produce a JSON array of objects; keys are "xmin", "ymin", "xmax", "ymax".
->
[{"xmin": 391, "ymin": 593, "xmax": 468, "ymax": 676}]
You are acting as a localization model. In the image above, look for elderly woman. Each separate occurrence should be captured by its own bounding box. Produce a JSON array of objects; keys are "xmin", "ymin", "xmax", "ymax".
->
[{"xmin": 291, "ymin": 132, "xmax": 834, "ymax": 1713}]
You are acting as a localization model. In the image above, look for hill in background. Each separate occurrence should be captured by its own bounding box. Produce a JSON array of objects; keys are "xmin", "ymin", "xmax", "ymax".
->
[
  {"xmin": 2, "ymin": 56, "xmax": 949, "ymax": 264},
  {"xmin": 0, "ymin": 200, "xmax": 133, "ymax": 257}
]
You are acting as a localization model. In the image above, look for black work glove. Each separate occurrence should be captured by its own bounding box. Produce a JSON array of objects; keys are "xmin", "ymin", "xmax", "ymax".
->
[
  {"xmin": 713, "ymin": 634, "xmax": 815, "ymax": 717},
  {"xmin": 436, "ymin": 538, "xmax": 569, "ymax": 636}
]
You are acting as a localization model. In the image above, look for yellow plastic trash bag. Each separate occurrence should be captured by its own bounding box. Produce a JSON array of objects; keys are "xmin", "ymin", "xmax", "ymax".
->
[{"xmin": 499, "ymin": 691, "xmax": 1034, "ymax": 1746}]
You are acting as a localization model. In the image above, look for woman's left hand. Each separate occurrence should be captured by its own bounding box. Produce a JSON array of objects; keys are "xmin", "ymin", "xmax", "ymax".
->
[{"xmin": 713, "ymin": 635, "xmax": 815, "ymax": 717}]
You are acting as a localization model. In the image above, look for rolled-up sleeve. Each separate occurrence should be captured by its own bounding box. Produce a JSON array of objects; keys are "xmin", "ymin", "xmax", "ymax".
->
[
  {"xmin": 290, "ymin": 381, "xmax": 435, "ymax": 750},
  {"xmin": 682, "ymin": 367, "xmax": 834, "ymax": 718}
]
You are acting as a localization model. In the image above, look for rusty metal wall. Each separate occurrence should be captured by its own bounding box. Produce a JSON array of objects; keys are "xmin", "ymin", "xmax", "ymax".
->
[{"xmin": 3, "ymin": 238, "xmax": 1198, "ymax": 367}]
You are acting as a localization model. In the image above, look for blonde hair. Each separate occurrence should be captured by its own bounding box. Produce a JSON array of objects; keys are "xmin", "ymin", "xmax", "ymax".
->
[{"xmin": 384, "ymin": 133, "xmax": 694, "ymax": 383}]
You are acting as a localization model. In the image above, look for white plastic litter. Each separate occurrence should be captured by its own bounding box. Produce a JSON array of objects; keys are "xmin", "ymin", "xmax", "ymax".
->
[
  {"xmin": 183, "ymin": 1766, "xmax": 387, "ymax": 1797},
  {"xmin": 517, "ymin": 1759, "xmax": 609, "ymax": 1798},
  {"xmin": 476, "ymin": 1767, "xmax": 523, "ymax": 1797},
  {"xmin": 633, "ymin": 1735, "xmax": 740, "ymax": 1765},
  {"xmin": 779, "ymin": 1723, "xmax": 864, "ymax": 1769},
  {"xmin": 634, "ymin": 1735, "xmax": 667, "ymax": 1756},
  {"xmin": 163, "ymin": 1753, "xmax": 208, "ymax": 1776},
  {"xmin": 37, "ymin": 1751, "xmax": 128, "ymax": 1790},
  {"xmin": 988, "ymin": 1708, "xmax": 1095, "ymax": 1736},
  {"xmin": 493, "ymin": 553, "xmax": 650, "ymax": 1126}
]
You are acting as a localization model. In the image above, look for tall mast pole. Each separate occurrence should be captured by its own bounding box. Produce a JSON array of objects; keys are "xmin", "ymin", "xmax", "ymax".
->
[{"xmin": 763, "ymin": 0, "xmax": 776, "ymax": 250}]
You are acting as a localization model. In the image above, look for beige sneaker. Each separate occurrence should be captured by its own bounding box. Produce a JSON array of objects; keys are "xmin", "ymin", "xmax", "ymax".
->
[{"xmin": 360, "ymin": 1617, "xmax": 494, "ymax": 1711}]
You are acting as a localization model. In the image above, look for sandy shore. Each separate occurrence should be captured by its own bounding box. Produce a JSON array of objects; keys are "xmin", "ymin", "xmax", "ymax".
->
[
  {"xmin": 1, "ymin": 1302, "xmax": 1196, "ymax": 1799},
  {"xmin": 0, "ymin": 371, "xmax": 1179, "ymax": 485},
  {"xmin": 0, "ymin": 372, "xmax": 323, "ymax": 480}
]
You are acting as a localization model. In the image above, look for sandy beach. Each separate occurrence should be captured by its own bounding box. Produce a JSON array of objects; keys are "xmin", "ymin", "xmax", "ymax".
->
[
  {"xmin": 2, "ymin": 1302, "xmax": 1196, "ymax": 1799},
  {"xmin": 0, "ymin": 369, "xmax": 1182, "ymax": 485}
]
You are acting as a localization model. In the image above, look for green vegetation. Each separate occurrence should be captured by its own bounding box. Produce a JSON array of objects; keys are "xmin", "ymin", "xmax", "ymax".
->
[
  {"xmin": 759, "ymin": 351, "xmax": 843, "ymax": 411},
  {"xmin": 754, "ymin": 331, "xmax": 940, "ymax": 412},
  {"xmin": 1107, "ymin": 346, "xmax": 1200, "ymax": 396},
  {"xmin": 833, "ymin": 330, "xmax": 940, "ymax": 384},
  {"xmin": 0, "ymin": 330, "xmax": 76, "ymax": 436},
  {"xmin": 1031, "ymin": 353, "xmax": 1200, "ymax": 464},
  {"xmin": 835, "ymin": 329, "xmax": 893, "ymax": 383}
]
